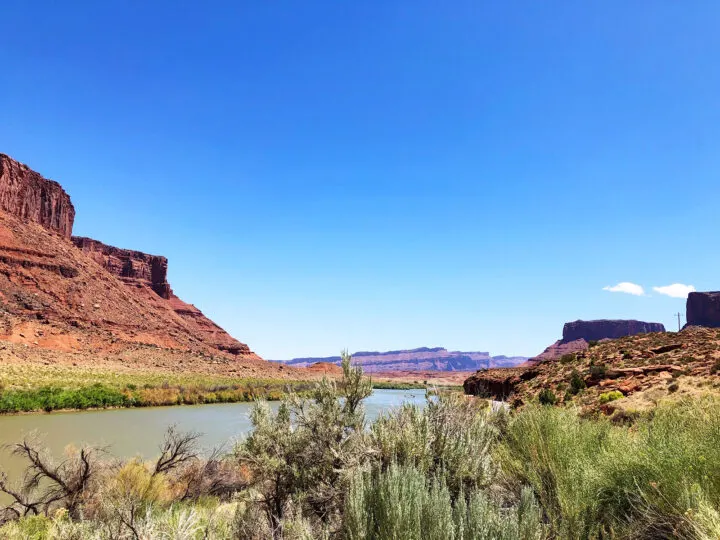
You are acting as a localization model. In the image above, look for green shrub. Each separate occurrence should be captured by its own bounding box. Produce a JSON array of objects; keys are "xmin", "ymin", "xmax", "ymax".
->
[
  {"xmin": 538, "ymin": 388, "xmax": 557, "ymax": 406},
  {"xmin": 344, "ymin": 464, "xmax": 546, "ymax": 540},
  {"xmin": 598, "ymin": 391, "xmax": 623, "ymax": 404},
  {"xmin": 236, "ymin": 352, "xmax": 373, "ymax": 533},
  {"xmin": 594, "ymin": 397, "xmax": 720, "ymax": 539},
  {"xmin": 498, "ymin": 405, "xmax": 614, "ymax": 538},
  {"xmin": 710, "ymin": 360, "xmax": 720, "ymax": 374},
  {"xmin": 559, "ymin": 353, "xmax": 576, "ymax": 365},
  {"xmin": 0, "ymin": 384, "xmax": 131, "ymax": 413},
  {"xmin": 569, "ymin": 370, "xmax": 586, "ymax": 395},
  {"xmin": 371, "ymin": 393, "xmax": 497, "ymax": 495},
  {"xmin": 589, "ymin": 364, "xmax": 608, "ymax": 378}
]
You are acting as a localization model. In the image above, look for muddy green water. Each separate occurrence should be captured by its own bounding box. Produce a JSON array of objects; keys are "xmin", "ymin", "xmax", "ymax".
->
[{"xmin": 0, "ymin": 389, "xmax": 426, "ymax": 482}]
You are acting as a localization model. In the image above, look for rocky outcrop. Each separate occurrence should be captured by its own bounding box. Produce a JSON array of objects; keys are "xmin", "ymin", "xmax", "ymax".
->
[
  {"xmin": 686, "ymin": 292, "xmax": 720, "ymax": 328},
  {"xmin": 531, "ymin": 319, "xmax": 666, "ymax": 362},
  {"xmin": 272, "ymin": 347, "xmax": 528, "ymax": 373},
  {"xmin": 532, "ymin": 339, "xmax": 589, "ymax": 363},
  {"xmin": 463, "ymin": 368, "xmax": 538, "ymax": 401},
  {"xmin": 562, "ymin": 320, "xmax": 666, "ymax": 343},
  {"xmin": 0, "ymin": 154, "xmax": 75, "ymax": 238},
  {"xmin": 72, "ymin": 237, "xmax": 172, "ymax": 299}
]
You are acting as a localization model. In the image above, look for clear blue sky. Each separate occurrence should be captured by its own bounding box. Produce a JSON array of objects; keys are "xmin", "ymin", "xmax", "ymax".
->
[{"xmin": 1, "ymin": 1, "xmax": 718, "ymax": 359}]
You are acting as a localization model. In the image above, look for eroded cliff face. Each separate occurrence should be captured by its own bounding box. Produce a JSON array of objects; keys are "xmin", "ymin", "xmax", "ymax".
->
[
  {"xmin": 71, "ymin": 236, "xmax": 250, "ymax": 355},
  {"xmin": 686, "ymin": 292, "xmax": 720, "ymax": 328},
  {"xmin": 0, "ymin": 154, "xmax": 75, "ymax": 238},
  {"xmin": 72, "ymin": 237, "xmax": 172, "ymax": 299}
]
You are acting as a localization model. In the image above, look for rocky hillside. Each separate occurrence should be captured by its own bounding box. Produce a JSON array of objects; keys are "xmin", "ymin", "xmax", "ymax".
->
[
  {"xmin": 532, "ymin": 319, "xmax": 666, "ymax": 362},
  {"xmin": 272, "ymin": 347, "xmax": 528, "ymax": 373},
  {"xmin": 0, "ymin": 153, "xmax": 292, "ymax": 376},
  {"xmin": 465, "ymin": 326, "xmax": 720, "ymax": 415}
]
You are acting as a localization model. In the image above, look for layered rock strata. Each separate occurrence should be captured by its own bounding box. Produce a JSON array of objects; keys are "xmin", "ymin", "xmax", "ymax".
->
[
  {"xmin": 72, "ymin": 237, "xmax": 172, "ymax": 299},
  {"xmin": 0, "ymin": 154, "xmax": 75, "ymax": 238}
]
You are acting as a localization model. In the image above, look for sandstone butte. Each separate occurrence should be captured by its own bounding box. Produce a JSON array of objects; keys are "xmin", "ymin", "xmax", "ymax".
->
[
  {"xmin": 0, "ymin": 153, "xmax": 301, "ymax": 379},
  {"xmin": 530, "ymin": 319, "xmax": 666, "ymax": 363}
]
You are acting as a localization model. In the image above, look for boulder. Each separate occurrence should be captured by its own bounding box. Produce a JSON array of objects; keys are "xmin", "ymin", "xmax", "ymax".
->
[{"xmin": 463, "ymin": 368, "xmax": 538, "ymax": 400}]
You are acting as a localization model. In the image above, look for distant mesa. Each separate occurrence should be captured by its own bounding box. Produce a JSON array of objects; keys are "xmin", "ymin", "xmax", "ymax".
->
[
  {"xmin": 562, "ymin": 319, "xmax": 665, "ymax": 343},
  {"xmin": 685, "ymin": 291, "xmax": 720, "ymax": 329},
  {"xmin": 532, "ymin": 319, "xmax": 666, "ymax": 362},
  {"xmin": 271, "ymin": 347, "xmax": 528, "ymax": 373}
]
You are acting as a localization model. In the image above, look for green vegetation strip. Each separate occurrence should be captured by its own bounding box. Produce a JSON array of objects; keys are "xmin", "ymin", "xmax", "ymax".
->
[{"xmin": 0, "ymin": 364, "xmax": 319, "ymax": 413}]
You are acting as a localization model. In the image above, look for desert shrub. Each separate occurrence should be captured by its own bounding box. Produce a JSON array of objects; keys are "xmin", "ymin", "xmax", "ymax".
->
[
  {"xmin": 589, "ymin": 364, "xmax": 608, "ymax": 378},
  {"xmin": 344, "ymin": 463, "xmax": 546, "ymax": 540},
  {"xmin": 0, "ymin": 515, "xmax": 51, "ymax": 540},
  {"xmin": 569, "ymin": 370, "xmax": 586, "ymax": 395},
  {"xmin": 668, "ymin": 382, "xmax": 679, "ymax": 393},
  {"xmin": 498, "ymin": 405, "xmax": 615, "ymax": 538},
  {"xmin": 588, "ymin": 340, "xmax": 599, "ymax": 348},
  {"xmin": 236, "ymin": 351, "xmax": 372, "ymax": 535},
  {"xmin": 538, "ymin": 388, "xmax": 557, "ymax": 405},
  {"xmin": 371, "ymin": 393, "xmax": 497, "ymax": 496},
  {"xmin": 559, "ymin": 353, "xmax": 576, "ymax": 365},
  {"xmin": 593, "ymin": 397, "xmax": 720, "ymax": 539},
  {"xmin": 598, "ymin": 391, "xmax": 623, "ymax": 404}
]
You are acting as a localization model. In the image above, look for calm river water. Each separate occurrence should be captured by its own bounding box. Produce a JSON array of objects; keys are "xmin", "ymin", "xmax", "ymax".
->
[{"xmin": 0, "ymin": 389, "xmax": 426, "ymax": 481}]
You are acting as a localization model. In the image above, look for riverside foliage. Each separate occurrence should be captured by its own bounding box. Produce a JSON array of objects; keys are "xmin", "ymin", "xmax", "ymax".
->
[{"xmin": 1, "ymin": 353, "xmax": 720, "ymax": 539}]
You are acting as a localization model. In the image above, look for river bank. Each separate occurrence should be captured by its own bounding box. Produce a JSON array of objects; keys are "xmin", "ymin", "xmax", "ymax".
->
[{"xmin": 0, "ymin": 362, "xmax": 431, "ymax": 414}]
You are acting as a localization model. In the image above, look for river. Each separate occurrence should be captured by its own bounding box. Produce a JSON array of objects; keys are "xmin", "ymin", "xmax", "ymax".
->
[{"xmin": 0, "ymin": 388, "xmax": 426, "ymax": 482}]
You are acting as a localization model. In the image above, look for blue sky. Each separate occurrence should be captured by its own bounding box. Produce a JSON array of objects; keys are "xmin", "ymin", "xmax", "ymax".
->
[{"xmin": 1, "ymin": 1, "xmax": 718, "ymax": 359}]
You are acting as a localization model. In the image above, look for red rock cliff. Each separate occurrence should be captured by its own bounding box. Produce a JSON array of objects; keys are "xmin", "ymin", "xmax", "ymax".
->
[
  {"xmin": 0, "ymin": 154, "xmax": 75, "ymax": 238},
  {"xmin": 71, "ymin": 236, "xmax": 250, "ymax": 355},
  {"xmin": 686, "ymin": 292, "xmax": 720, "ymax": 328},
  {"xmin": 72, "ymin": 237, "xmax": 172, "ymax": 299}
]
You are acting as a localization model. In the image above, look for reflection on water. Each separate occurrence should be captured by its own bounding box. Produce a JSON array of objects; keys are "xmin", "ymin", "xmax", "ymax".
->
[{"xmin": 0, "ymin": 389, "xmax": 426, "ymax": 480}]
